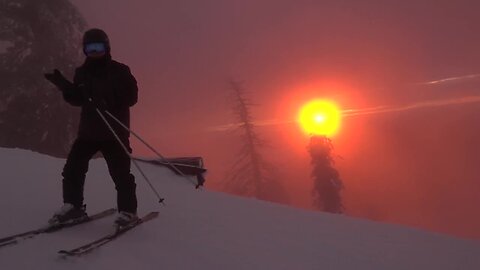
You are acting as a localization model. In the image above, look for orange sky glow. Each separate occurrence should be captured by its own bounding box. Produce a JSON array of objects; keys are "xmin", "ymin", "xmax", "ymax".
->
[{"xmin": 71, "ymin": 0, "xmax": 480, "ymax": 240}]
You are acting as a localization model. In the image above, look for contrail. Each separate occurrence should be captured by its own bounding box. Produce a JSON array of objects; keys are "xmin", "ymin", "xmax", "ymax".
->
[
  {"xmin": 342, "ymin": 95, "xmax": 480, "ymax": 117},
  {"xmin": 417, "ymin": 74, "xmax": 480, "ymax": 85},
  {"xmin": 207, "ymin": 95, "xmax": 480, "ymax": 132}
]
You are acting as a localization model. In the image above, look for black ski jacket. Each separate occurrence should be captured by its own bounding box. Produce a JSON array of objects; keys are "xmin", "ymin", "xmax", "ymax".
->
[{"xmin": 62, "ymin": 56, "xmax": 138, "ymax": 141}]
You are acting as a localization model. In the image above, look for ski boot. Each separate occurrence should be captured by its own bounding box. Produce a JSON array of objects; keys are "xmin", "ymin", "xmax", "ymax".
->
[
  {"xmin": 114, "ymin": 211, "xmax": 138, "ymax": 228},
  {"xmin": 48, "ymin": 203, "xmax": 87, "ymax": 225}
]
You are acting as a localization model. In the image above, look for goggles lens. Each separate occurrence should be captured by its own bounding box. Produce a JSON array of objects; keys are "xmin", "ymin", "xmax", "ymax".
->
[{"xmin": 84, "ymin": 42, "xmax": 106, "ymax": 54}]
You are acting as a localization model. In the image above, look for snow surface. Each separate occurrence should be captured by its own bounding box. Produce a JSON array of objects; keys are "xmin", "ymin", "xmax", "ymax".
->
[{"xmin": 0, "ymin": 148, "xmax": 479, "ymax": 270}]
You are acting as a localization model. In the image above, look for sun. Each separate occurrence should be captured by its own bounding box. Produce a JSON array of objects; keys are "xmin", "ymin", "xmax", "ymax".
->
[{"xmin": 298, "ymin": 100, "xmax": 341, "ymax": 137}]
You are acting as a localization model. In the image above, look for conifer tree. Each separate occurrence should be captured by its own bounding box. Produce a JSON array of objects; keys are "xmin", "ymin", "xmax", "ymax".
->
[
  {"xmin": 0, "ymin": 0, "xmax": 86, "ymax": 157},
  {"xmin": 225, "ymin": 80, "xmax": 288, "ymax": 203},
  {"xmin": 308, "ymin": 135, "xmax": 344, "ymax": 213}
]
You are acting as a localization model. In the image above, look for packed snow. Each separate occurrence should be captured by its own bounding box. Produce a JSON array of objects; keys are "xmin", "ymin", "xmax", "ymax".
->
[{"xmin": 0, "ymin": 147, "xmax": 479, "ymax": 269}]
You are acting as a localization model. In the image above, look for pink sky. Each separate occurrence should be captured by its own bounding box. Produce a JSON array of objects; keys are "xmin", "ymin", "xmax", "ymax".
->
[{"xmin": 70, "ymin": 0, "xmax": 480, "ymax": 239}]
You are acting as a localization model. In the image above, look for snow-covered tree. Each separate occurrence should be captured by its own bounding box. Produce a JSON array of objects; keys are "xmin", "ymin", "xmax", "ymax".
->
[
  {"xmin": 225, "ymin": 80, "xmax": 288, "ymax": 204},
  {"xmin": 308, "ymin": 135, "xmax": 344, "ymax": 213},
  {"xmin": 0, "ymin": 0, "xmax": 86, "ymax": 157}
]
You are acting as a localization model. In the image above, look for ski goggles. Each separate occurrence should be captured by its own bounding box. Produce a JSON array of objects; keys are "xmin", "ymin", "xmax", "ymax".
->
[{"xmin": 84, "ymin": 42, "xmax": 107, "ymax": 54}]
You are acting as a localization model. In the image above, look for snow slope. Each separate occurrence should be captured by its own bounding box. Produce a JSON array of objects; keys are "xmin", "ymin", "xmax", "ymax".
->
[{"xmin": 0, "ymin": 148, "xmax": 479, "ymax": 270}]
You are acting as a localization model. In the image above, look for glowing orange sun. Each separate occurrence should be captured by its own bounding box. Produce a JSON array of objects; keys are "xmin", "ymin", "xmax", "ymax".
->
[{"xmin": 298, "ymin": 100, "xmax": 341, "ymax": 137}]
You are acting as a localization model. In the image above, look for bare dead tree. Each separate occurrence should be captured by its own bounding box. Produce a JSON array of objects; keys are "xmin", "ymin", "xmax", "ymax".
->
[
  {"xmin": 308, "ymin": 135, "xmax": 344, "ymax": 213},
  {"xmin": 224, "ymin": 80, "xmax": 288, "ymax": 204}
]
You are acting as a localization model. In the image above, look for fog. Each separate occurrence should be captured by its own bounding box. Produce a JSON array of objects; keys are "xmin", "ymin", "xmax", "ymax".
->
[{"xmin": 69, "ymin": 0, "xmax": 480, "ymax": 239}]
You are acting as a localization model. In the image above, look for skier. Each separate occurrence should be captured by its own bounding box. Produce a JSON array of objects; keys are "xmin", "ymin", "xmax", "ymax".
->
[{"xmin": 44, "ymin": 28, "xmax": 138, "ymax": 227}]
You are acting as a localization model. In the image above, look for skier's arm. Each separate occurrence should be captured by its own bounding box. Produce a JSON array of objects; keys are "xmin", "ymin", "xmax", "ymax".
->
[
  {"xmin": 62, "ymin": 69, "xmax": 85, "ymax": 107},
  {"xmin": 44, "ymin": 69, "xmax": 74, "ymax": 92},
  {"xmin": 115, "ymin": 65, "xmax": 138, "ymax": 107}
]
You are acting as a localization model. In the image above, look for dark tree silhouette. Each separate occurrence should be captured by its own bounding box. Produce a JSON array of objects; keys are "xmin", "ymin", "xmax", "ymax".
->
[
  {"xmin": 308, "ymin": 135, "xmax": 344, "ymax": 213},
  {"xmin": 224, "ymin": 80, "xmax": 288, "ymax": 204},
  {"xmin": 0, "ymin": 0, "xmax": 86, "ymax": 157}
]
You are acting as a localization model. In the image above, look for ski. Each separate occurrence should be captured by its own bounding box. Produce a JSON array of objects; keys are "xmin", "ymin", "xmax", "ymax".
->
[
  {"xmin": 58, "ymin": 211, "xmax": 159, "ymax": 256},
  {"xmin": 0, "ymin": 208, "xmax": 116, "ymax": 248}
]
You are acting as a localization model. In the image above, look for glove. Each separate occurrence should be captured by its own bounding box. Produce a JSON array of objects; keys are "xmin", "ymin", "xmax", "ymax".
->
[
  {"xmin": 76, "ymin": 80, "xmax": 107, "ymax": 111},
  {"xmin": 85, "ymin": 97, "xmax": 107, "ymax": 112},
  {"xmin": 92, "ymin": 98, "xmax": 107, "ymax": 111},
  {"xmin": 44, "ymin": 69, "xmax": 72, "ymax": 91}
]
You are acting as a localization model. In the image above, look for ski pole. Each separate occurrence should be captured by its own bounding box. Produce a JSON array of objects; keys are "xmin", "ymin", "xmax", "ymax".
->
[
  {"xmin": 94, "ymin": 106, "xmax": 165, "ymax": 204},
  {"xmin": 102, "ymin": 110, "xmax": 188, "ymax": 178}
]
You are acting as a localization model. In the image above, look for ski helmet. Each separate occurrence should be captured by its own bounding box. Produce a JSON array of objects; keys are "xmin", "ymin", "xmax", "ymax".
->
[{"xmin": 82, "ymin": 28, "xmax": 110, "ymax": 55}]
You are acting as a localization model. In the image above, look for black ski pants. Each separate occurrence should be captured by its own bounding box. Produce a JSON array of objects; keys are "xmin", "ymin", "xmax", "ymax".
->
[{"xmin": 62, "ymin": 138, "xmax": 137, "ymax": 213}]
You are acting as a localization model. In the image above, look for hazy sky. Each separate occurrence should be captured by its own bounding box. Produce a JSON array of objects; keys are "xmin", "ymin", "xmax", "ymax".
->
[{"xmin": 70, "ymin": 0, "xmax": 480, "ymax": 239}]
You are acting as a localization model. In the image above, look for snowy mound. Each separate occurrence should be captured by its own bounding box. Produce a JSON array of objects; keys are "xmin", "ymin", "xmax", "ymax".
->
[{"xmin": 0, "ymin": 148, "xmax": 479, "ymax": 269}]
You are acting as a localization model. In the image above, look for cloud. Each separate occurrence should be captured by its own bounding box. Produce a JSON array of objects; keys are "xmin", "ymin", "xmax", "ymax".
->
[
  {"xmin": 416, "ymin": 74, "xmax": 480, "ymax": 85},
  {"xmin": 342, "ymin": 95, "xmax": 480, "ymax": 117},
  {"xmin": 207, "ymin": 95, "xmax": 480, "ymax": 131},
  {"xmin": 206, "ymin": 119, "xmax": 295, "ymax": 132}
]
